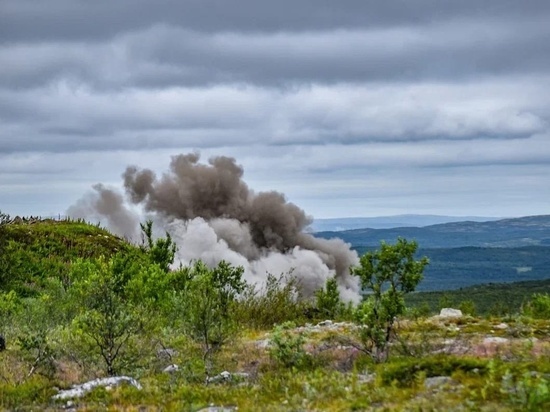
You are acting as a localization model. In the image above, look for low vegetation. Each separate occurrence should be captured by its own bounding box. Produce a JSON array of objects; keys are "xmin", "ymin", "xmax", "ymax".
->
[{"xmin": 1, "ymin": 212, "xmax": 550, "ymax": 411}]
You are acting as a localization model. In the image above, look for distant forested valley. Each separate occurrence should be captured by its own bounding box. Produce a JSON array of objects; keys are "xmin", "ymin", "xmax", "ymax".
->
[{"xmin": 318, "ymin": 215, "xmax": 550, "ymax": 291}]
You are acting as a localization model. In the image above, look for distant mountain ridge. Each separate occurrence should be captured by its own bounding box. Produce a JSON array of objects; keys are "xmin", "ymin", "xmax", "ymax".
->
[
  {"xmin": 310, "ymin": 214, "xmax": 501, "ymax": 232},
  {"xmin": 315, "ymin": 215, "xmax": 550, "ymax": 248}
]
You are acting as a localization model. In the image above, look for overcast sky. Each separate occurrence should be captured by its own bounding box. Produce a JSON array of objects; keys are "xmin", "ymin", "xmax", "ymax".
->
[{"xmin": 1, "ymin": 0, "xmax": 549, "ymax": 219}]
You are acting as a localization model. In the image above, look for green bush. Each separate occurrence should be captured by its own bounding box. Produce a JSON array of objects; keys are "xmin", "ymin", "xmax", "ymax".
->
[
  {"xmin": 177, "ymin": 260, "xmax": 245, "ymax": 377},
  {"xmin": 314, "ymin": 277, "xmax": 350, "ymax": 321},
  {"xmin": 459, "ymin": 299, "xmax": 477, "ymax": 317},
  {"xmin": 0, "ymin": 377, "xmax": 54, "ymax": 409},
  {"xmin": 139, "ymin": 220, "xmax": 177, "ymax": 273},
  {"xmin": 379, "ymin": 355, "xmax": 487, "ymax": 386},
  {"xmin": 269, "ymin": 322, "xmax": 311, "ymax": 369},
  {"xmin": 234, "ymin": 273, "xmax": 308, "ymax": 329},
  {"xmin": 69, "ymin": 255, "xmax": 162, "ymax": 375},
  {"xmin": 523, "ymin": 293, "xmax": 550, "ymax": 319},
  {"xmin": 502, "ymin": 370, "xmax": 550, "ymax": 411}
]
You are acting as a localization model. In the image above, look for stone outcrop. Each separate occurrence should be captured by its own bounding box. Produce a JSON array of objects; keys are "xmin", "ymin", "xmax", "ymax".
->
[{"xmin": 52, "ymin": 376, "xmax": 142, "ymax": 400}]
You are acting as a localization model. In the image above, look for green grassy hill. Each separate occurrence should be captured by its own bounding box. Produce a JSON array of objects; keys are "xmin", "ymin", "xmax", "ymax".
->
[{"xmin": 0, "ymin": 217, "xmax": 135, "ymax": 295}]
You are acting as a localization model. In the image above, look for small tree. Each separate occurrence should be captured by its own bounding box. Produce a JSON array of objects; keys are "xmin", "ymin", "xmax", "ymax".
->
[
  {"xmin": 352, "ymin": 238, "xmax": 428, "ymax": 362},
  {"xmin": 70, "ymin": 255, "xmax": 166, "ymax": 375},
  {"xmin": 178, "ymin": 260, "xmax": 245, "ymax": 377},
  {"xmin": 140, "ymin": 220, "xmax": 177, "ymax": 273},
  {"xmin": 315, "ymin": 277, "xmax": 345, "ymax": 320}
]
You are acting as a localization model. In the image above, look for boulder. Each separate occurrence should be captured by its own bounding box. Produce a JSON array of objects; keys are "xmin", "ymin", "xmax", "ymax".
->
[
  {"xmin": 206, "ymin": 371, "xmax": 250, "ymax": 384},
  {"xmin": 438, "ymin": 308, "xmax": 463, "ymax": 318}
]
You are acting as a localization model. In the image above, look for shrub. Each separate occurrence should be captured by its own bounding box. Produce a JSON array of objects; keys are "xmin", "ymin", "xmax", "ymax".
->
[
  {"xmin": 502, "ymin": 370, "xmax": 550, "ymax": 411},
  {"xmin": 459, "ymin": 299, "xmax": 477, "ymax": 317},
  {"xmin": 269, "ymin": 322, "xmax": 311, "ymax": 369},
  {"xmin": 235, "ymin": 273, "xmax": 308, "ymax": 329},
  {"xmin": 314, "ymin": 277, "xmax": 348, "ymax": 320},
  {"xmin": 380, "ymin": 355, "xmax": 487, "ymax": 386},
  {"xmin": 178, "ymin": 260, "xmax": 245, "ymax": 376},
  {"xmin": 0, "ymin": 376, "xmax": 54, "ymax": 410},
  {"xmin": 0, "ymin": 290, "xmax": 20, "ymax": 337},
  {"xmin": 69, "ymin": 256, "xmax": 160, "ymax": 375},
  {"xmin": 139, "ymin": 220, "xmax": 177, "ymax": 273},
  {"xmin": 523, "ymin": 293, "xmax": 550, "ymax": 319}
]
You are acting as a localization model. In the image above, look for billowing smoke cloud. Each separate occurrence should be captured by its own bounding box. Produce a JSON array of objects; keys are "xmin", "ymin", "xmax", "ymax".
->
[
  {"xmin": 67, "ymin": 183, "xmax": 140, "ymax": 238},
  {"xmin": 68, "ymin": 153, "xmax": 359, "ymax": 300}
]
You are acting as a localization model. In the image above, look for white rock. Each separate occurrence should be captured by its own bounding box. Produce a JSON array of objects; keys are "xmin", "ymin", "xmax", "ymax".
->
[
  {"xmin": 439, "ymin": 308, "xmax": 463, "ymax": 318},
  {"xmin": 207, "ymin": 371, "xmax": 250, "ymax": 384},
  {"xmin": 52, "ymin": 376, "xmax": 142, "ymax": 400},
  {"xmin": 483, "ymin": 337, "xmax": 509, "ymax": 345},
  {"xmin": 357, "ymin": 373, "xmax": 376, "ymax": 383},
  {"xmin": 207, "ymin": 371, "xmax": 232, "ymax": 384},
  {"xmin": 163, "ymin": 364, "xmax": 179, "ymax": 373},
  {"xmin": 317, "ymin": 320, "xmax": 334, "ymax": 327},
  {"xmin": 495, "ymin": 323, "xmax": 509, "ymax": 330},
  {"xmin": 425, "ymin": 376, "xmax": 454, "ymax": 388}
]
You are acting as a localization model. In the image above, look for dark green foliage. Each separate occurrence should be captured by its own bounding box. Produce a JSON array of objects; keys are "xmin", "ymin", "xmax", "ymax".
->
[
  {"xmin": 379, "ymin": 355, "xmax": 487, "ymax": 386},
  {"xmin": 407, "ymin": 279, "xmax": 550, "ymax": 316}
]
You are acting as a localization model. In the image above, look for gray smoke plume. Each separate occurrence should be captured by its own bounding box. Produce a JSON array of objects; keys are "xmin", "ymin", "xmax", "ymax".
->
[
  {"xmin": 68, "ymin": 153, "xmax": 360, "ymax": 300},
  {"xmin": 67, "ymin": 183, "xmax": 140, "ymax": 239}
]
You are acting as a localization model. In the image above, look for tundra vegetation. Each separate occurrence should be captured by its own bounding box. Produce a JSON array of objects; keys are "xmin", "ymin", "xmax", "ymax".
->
[{"xmin": 1, "ymin": 212, "xmax": 550, "ymax": 411}]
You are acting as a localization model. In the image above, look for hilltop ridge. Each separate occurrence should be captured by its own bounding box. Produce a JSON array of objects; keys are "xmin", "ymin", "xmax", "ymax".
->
[{"xmin": 316, "ymin": 215, "xmax": 550, "ymax": 248}]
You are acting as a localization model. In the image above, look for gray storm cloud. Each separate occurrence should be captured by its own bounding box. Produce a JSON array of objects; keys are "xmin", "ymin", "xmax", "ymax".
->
[{"xmin": 69, "ymin": 153, "xmax": 360, "ymax": 301}]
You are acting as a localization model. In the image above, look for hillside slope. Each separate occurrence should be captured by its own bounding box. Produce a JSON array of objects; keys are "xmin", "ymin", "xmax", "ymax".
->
[
  {"xmin": 0, "ymin": 217, "xmax": 135, "ymax": 295},
  {"xmin": 316, "ymin": 215, "xmax": 550, "ymax": 248}
]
